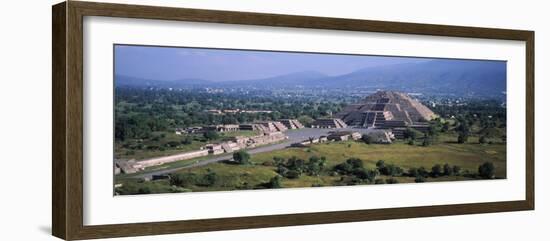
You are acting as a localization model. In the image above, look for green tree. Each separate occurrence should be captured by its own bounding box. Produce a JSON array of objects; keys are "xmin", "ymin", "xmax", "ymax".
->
[
  {"xmin": 285, "ymin": 170, "xmax": 301, "ymax": 179},
  {"xmin": 418, "ymin": 166, "xmax": 429, "ymax": 178},
  {"xmin": 414, "ymin": 176, "xmax": 426, "ymax": 183},
  {"xmin": 452, "ymin": 165, "xmax": 461, "ymax": 176},
  {"xmin": 376, "ymin": 160, "xmax": 385, "ymax": 169},
  {"xmin": 203, "ymin": 130, "xmax": 219, "ymax": 140},
  {"xmin": 198, "ymin": 171, "xmax": 218, "ymax": 186},
  {"xmin": 458, "ymin": 132, "xmax": 469, "ymax": 144},
  {"xmin": 266, "ymin": 176, "xmax": 282, "ymax": 188},
  {"xmin": 408, "ymin": 167, "xmax": 419, "ymax": 177},
  {"xmin": 297, "ymin": 115, "xmax": 314, "ymax": 127},
  {"xmin": 404, "ymin": 128, "xmax": 422, "ymax": 140},
  {"xmin": 478, "ymin": 162, "xmax": 496, "ymax": 179},
  {"xmin": 431, "ymin": 164, "xmax": 442, "ymax": 177},
  {"xmin": 181, "ymin": 136, "xmax": 193, "ymax": 145},
  {"xmin": 137, "ymin": 187, "xmax": 151, "ymax": 194},
  {"xmin": 422, "ymin": 134, "xmax": 432, "ymax": 146},
  {"xmin": 443, "ymin": 163, "xmax": 453, "ymax": 176},
  {"xmin": 479, "ymin": 135, "xmax": 488, "ymax": 144},
  {"xmin": 233, "ymin": 150, "xmax": 251, "ymax": 165}
]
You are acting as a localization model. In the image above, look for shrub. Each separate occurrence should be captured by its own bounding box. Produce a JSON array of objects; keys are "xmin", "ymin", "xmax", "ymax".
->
[
  {"xmin": 479, "ymin": 135, "xmax": 488, "ymax": 144},
  {"xmin": 422, "ymin": 135, "xmax": 432, "ymax": 146},
  {"xmin": 478, "ymin": 162, "xmax": 496, "ymax": 179},
  {"xmin": 378, "ymin": 163, "xmax": 403, "ymax": 176},
  {"xmin": 408, "ymin": 167, "xmax": 419, "ymax": 177},
  {"xmin": 306, "ymin": 156, "xmax": 326, "ymax": 176},
  {"xmin": 137, "ymin": 187, "xmax": 151, "ymax": 194},
  {"xmin": 347, "ymin": 158, "xmax": 364, "ymax": 169},
  {"xmin": 374, "ymin": 179, "xmax": 384, "ymax": 184},
  {"xmin": 169, "ymin": 173, "xmax": 199, "ymax": 187},
  {"xmin": 353, "ymin": 168, "xmax": 377, "ymax": 183},
  {"xmin": 385, "ymin": 178, "xmax": 399, "ymax": 184},
  {"xmin": 403, "ymin": 128, "xmax": 422, "ymax": 140},
  {"xmin": 233, "ymin": 150, "xmax": 251, "ymax": 165},
  {"xmin": 203, "ymin": 130, "xmax": 219, "ymax": 140},
  {"xmin": 431, "ymin": 164, "xmax": 442, "ymax": 177},
  {"xmin": 414, "ymin": 176, "xmax": 426, "ymax": 183},
  {"xmin": 452, "ymin": 165, "xmax": 461, "ymax": 176},
  {"xmin": 286, "ymin": 157, "xmax": 306, "ymax": 172},
  {"xmin": 376, "ymin": 160, "xmax": 385, "ymax": 169},
  {"xmin": 272, "ymin": 156, "xmax": 285, "ymax": 165},
  {"xmin": 265, "ymin": 176, "xmax": 282, "ymax": 188},
  {"xmin": 196, "ymin": 171, "xmax": 217, "ymax": 187},
  {"xmin": 443, "ymin": 163, "xmax": 453, "ymax": 176},
  {"xmin": 418, "ymin": 166, "xmax": 429, "ymax": 178},
  {"xmin": 276, "ymin": 165, "xmax": 289, "ymax": 176},
  {"xmin": 458, "ymin": 132, "xmax": 469, "ymax": 144},
  {"xmin": 285, "ymin": 170, "xmax": 301, "ymax": 179},
  {"xmin": 166, "ymin": 141, "xmax": 180, "ymax": 148},
  {"xmin": 181, "ymin": 136, "xmax": 193, "ymax": 145},
  {"xmin": 334, "ymin": 162, "xmax": 351, "ymax": 174}
]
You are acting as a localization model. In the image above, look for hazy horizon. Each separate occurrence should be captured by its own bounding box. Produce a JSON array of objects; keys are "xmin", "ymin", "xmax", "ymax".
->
[{"xmin": 114, "ymin": 44, "xmax": 434, "ymax": 82}]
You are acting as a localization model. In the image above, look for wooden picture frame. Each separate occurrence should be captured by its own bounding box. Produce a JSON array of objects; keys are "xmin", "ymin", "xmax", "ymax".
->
[{"xmin": 52, "ymin": 1, "xmax": 534, "ymax": 240}]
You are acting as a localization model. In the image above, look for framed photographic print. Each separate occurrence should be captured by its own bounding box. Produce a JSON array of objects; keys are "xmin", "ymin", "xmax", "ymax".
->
[{"xmin": 52, "ymin": 1, "xmax": 534, "ymax": 240}]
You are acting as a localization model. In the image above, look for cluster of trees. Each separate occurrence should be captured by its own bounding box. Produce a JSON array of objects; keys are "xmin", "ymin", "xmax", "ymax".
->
[
  {"xmin": 115, "ymin": 87, "xmax": 345, "ymax": 143},
  {"xmin": 169, "ymin": 170, "xmax": 218, "ymax": 188},
  {"xmin": 431, "ymin": 99, "xmax": 506, "ymax": 130},
  {"xmin": 334, "ymin": 158, "xmax": 379, "ymax": 184},
  {"xmin": 274, "ymin": 156, "xmax": 327, "ymax": 179},
  {"xmin": 430, "ymin": 99, "xmax": 506, "ymax": 144},
  {"xmin": 333, "ymin": 158, "xmax": 405, "ymax": 185},
  {"xmin": 402, "ymin": 126, "xmax": 438, "ymax": 146},
  {"xmin": 333, "ymin": 158, "xmax": 496, "ymax": 185},
  {"xmin": 375, "ymin": 160, "xmax": 404, "ymax": 176},
  {"xmin": 123, "ymin": 159, "xmax": 496, "ymax": 193}
]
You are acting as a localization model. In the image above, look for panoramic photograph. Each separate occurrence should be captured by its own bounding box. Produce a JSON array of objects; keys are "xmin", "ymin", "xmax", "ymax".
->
[{"xmin": 113, "ymin": 45, "xmax": 507, "ymax": 195}]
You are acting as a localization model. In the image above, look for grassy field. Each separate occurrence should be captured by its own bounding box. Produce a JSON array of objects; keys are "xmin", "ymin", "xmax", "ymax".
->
[
  {"xmin": 116, "ymin": 132, "xmax": 506, "ymax": 195},
  {"xmin": 252, "ymin": 139, "xmax": 506, "ymax": 177}
]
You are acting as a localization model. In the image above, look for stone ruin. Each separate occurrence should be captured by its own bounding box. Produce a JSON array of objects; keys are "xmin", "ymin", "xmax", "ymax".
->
[{"xmin": 336, "ymin": 91, "xmax": 437, "ymax": 136}]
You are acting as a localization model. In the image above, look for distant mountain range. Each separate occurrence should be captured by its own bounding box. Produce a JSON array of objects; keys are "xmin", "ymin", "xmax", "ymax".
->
[{"xmin": 116, "ymin": 59, "xmax": 506, "ymax": 96}]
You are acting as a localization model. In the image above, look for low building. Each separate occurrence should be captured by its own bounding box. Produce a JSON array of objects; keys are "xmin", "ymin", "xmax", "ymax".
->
[
  {"xmin": 350, "ymin": 132, "xmax": 362, "ymax": 140},
  {"xmin": 205, "ymin": 144, "xmax": 224, "ymax": 155},
  {"xmin": 114, "ymin": 160, "xmax": 139, "ymax": 174},
  {"xmin": 279, "ymin": 119, "xmax": 305, "ymax": 129},
  {"xmin": 206, "ymin": 109, "xmax": 223, "ymax": 115},
  {"xmin": 239, "ymin": 123, "xmax": 269, "ymax": 132},
  {"xmin": 247, "ymin": 131, "xmax": 287, "ymax": 147},
  {"xmin": 185, "ymin": 126, "xmax": 203, "ymax": 134},
  {"xmin": 327, "ymin": 131, "xmax": 351, "ymax": 141},
  {"xmin": 256, "ymin": 121, "xmax": 288, "ymax": 132},
  {"xmin": 311, "ymin": 118, "xmax": 348, "ymax": 129},
  {"xmin": 137, "ymin": 149, "xmax": 209, "ymax": 168},
  {"xmin": 205, "ymin": 124, "xmax": 240, "ymax": 132}
]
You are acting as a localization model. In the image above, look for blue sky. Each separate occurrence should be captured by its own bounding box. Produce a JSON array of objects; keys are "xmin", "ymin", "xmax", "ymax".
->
[{"xmin": 114, "ymin": 45, "xmax": 431, "ymax": 81}]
